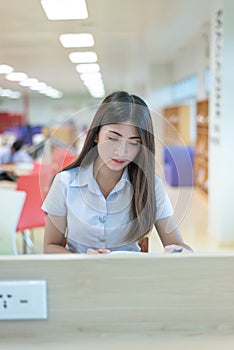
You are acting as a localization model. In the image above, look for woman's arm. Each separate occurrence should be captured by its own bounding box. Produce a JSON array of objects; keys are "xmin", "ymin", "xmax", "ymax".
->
[
  {"xmin": 43, "ymin": 214, "xmax": 71, "ymax": 254},
  {"xmin": 155, "ymin": 216, "xmax": 193, "ymax": 253}
]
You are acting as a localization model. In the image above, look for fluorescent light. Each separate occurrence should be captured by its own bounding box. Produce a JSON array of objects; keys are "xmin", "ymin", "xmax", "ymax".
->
[
  {"xmin": 76, "ymin": 63, "xmax": 100, "ymax": 73},
  {"xmin": 82, "ymin": 77, "xmax": 104, "ymax": 88},
  {"xmin": 59, "ymin": 33, "xmax": 94, "ymax": 48},
  {"xmin": 5, "ymin": 72, "xmax": 28, "ymax": 82},
  {"xmin": 30, "ymin": 82, "xmax": 48, "ymax": 91},
  {"xmin": 80, "ymin": 72, "xmax": 102, "ymax": 82},
  {"xmin": 90, "ymin": 90, "xmax": 105, "ymax": 98},
  {"xmin": 69, "ymin": 51, "xmax": 97, "ymax": 63},
  {"xmin": 0, "ymin": 88, "xmax": 21, "ymax": 99},
  {"xmin": 9, "ymin": 91, "xmax": 21, "ymax": 99},
  {"xmin": 41, "ymin": 0, "xmax": 88, "ymax": 20},
  {"xmin": 19, "ymin": 78, "xmax": 39, "ymax": 87},
  {"xmin": 43, "ymin": 88, "xmax": 63, "ymax": 98},
  {"xmin": 84, "ymin": 81, "xmax": 104, "ymax": 89},
  {"xmin": 78, "ymin": 70, "xmax": 105, "ymax": 98},
  {"xmin": 0, "ymin": 64, "xmax": 13, "ymax": 74},
  {"xmin": 1, "ymin": 65, "xmax": 63, "ymax": 99},
  {"xmin": 50, "ymin": 91, "xmax": 63, "ymax": 99},
  {"xmin": 85, "ymin": 82, "xmax": 105, "ymax": 92},
  {"xmin": 0, "ymin": 89, "xmax": 12, "ymax": 97}
]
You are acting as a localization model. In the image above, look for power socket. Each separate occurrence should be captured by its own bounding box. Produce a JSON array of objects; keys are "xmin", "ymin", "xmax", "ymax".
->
[{"xmin": 0, "ymin": 280, "xmax": 47, "ymax": 320}]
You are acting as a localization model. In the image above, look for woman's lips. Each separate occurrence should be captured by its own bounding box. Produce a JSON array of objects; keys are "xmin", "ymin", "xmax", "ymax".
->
[{"xmin": 112, "ymin": 158, "xmax": 126, "ymax": 164}]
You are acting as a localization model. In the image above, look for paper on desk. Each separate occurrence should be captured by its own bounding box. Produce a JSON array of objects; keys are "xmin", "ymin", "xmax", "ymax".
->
[{"xmin": 110, "ymin": 251, "xmax": 143, "ymax": 255}]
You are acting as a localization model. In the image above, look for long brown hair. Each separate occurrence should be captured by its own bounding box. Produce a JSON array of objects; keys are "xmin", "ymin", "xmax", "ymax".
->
[{"xmin": 64, "ymin": 91, "xmax": 156, "ymax": 243}]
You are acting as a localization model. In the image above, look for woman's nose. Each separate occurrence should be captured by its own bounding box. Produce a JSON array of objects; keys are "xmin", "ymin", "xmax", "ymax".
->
[{"xmin": 115, "ymin": 140, "xmax": 128, "ymax": 156}]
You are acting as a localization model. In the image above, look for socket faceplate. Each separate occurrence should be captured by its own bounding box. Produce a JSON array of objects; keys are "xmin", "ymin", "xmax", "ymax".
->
[{"xmin": 0, "ymin": 280, "xmax": 47, "ymax": 320}]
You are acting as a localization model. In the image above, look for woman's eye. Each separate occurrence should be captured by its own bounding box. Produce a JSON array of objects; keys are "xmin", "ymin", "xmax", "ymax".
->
[
  {"xmin": 108, "ymin": 137, "xmax": 119, "ymax": 142},
  {"xmin": 129, "ymin": 142, "xmax": 140, "ymax": 146}
]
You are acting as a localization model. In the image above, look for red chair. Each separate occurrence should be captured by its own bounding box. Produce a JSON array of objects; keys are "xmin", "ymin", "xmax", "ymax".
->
[
  {"xmin": 51, "ymin": 147, "xmax": 76, "ymax": 172},
  {"xmin": 16, "ymin": 173, "xmax": 46, "ymax": 253},
  {"xmin": 32, "ymin": 161, "xmax": 55, "ymax": 199},
  {"xmin": 62, "ymin": 153, "xmax": 76, "ymax": 168}
]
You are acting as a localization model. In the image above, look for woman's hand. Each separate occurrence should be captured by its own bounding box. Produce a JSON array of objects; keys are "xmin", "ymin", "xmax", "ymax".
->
[
  {"xmin": 155, "ymin": 217, "xmax": 193, "ymax": 254},
  {"xmin": 164, "ymin": 244, "xmax": 192, "ymax": 254},
  {"xmin": 87, "ymin": 248, "xmax": 111, "ymax": 254}
]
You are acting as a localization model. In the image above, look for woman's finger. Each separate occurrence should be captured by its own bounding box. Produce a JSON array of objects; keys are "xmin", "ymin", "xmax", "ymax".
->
[
  {"xmin": 87, "ymin": 248, "xmax": 99, "ymax": 254},
  {"xmin": 164, "ymin": 244, "xmax": 183, "ymax": 253}
]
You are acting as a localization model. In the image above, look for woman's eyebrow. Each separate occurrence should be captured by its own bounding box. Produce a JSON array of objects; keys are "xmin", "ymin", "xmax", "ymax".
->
[{"xmin": 108, "ymin": 130, "xmax": 141, "ymax": 139}]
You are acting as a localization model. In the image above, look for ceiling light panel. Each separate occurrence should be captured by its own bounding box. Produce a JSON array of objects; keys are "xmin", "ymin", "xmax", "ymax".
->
[
  {"xmin": 59, "ymin": 33, "xmax": 94, "ymax": 48},
  {"xmin": 0, "ymin": 88, "xmax": 21, "ymax": 99},
  {"xmin": 69, "ymin": 51, "xmax": 97, "ymax": 63},
  {"xmin": 41, "ymin": 0, "xmax": 88, "ymax": 20},
  {"xmin": 19, "ymin": 78, "xmax": 39, "ymax": 87},
  {"xmin": 76, "ymin": 63, "xmax": 100, "ymax": 73},
  {"xmin": 5, "ymin": 72, "xmax": 28, "ymax": 82},
  {"xmin": 80, "ymin": 72, "xmax": 102, "ymax": 81},
  {"xmin": 0, "ymin": 64, "xmax": 13, "ymax": 74}
]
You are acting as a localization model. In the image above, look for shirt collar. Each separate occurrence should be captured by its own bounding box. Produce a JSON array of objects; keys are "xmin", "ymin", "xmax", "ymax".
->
[
  {"xmin": 70, "ymin": 162, "xmax": 131, "ymax": 193},
  {"xmin": 70, "ymin": 162, "xmax": 94, "ymax": 190},
  {"xmin": 114, "ymin": 167, "xmax": 131, "ymax": 191}
]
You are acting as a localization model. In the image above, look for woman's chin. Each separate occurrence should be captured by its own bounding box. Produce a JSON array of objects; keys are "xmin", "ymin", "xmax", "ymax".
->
[{"xmin": 107, "ymin": 160, "xmax": 128, "ymax": 171}]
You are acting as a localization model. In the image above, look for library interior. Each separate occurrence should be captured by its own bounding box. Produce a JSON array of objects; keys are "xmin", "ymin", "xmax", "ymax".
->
[{"xmin": 1, "ymin": 0, "xmax": 234, "ymax": 348}]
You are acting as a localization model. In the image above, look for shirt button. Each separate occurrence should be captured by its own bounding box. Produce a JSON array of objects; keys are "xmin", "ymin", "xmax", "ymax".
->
[
  {"xmin": 99, "ymin": 235, "xmax": 105, "ymax": 242},
  {"xmin": 99, "ymin": 215, "xmax": 106, "ymax": 223}
]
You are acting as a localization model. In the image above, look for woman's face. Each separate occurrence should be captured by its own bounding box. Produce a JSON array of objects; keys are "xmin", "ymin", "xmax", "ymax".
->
[{"xmin": 96, "ymin": 123, "xmax": 141, "ymax": 171}]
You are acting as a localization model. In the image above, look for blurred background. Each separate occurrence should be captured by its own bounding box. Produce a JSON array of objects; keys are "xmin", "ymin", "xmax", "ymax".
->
[{"xmin": 1, "ymin": 0, "xmax": 234, "ymax": 254}]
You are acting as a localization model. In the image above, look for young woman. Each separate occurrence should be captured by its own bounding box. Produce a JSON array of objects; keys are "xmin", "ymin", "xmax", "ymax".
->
[{"xmin": 42, "ymin": 91, "xmax": 192, "ymax": 254}]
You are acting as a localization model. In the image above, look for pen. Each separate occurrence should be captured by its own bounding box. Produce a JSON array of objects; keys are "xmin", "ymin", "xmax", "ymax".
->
[{"xmin": 171, "ymin": 248, "xmax": 183, "ymax": 253}]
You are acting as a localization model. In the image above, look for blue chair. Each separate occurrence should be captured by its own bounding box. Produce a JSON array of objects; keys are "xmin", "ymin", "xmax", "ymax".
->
[{"xmin": 163, "ymin": 145, "xmax": 194, "ymax": 186}]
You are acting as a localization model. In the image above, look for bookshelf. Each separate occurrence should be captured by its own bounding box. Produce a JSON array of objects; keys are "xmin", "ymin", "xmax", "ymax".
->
[
  {"xmin": 194, "ymin": 100, "xmax": 209, "ymax": 195},
  {"xmin": 162, "ymin": 105, "xmax": 190, "ymax": 145}
]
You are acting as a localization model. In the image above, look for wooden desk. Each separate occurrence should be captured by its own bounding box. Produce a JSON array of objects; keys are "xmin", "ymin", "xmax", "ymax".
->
[
  {"xmin": 0, "ymin": 180, "xmax": 16, "ymax": 189},
  {"xmin": 0, "ymin": 163, "xmax": 33, "ymax": 176},
  {"xmin": 1, "ymin": 330, "xmax": 234, "ymax": 349},
  {"xmin": 0, "ymin": 253, "xmax": 234, "ymax": 348},
  {"xmin": 0, "ymin": 164, "xmax": 32, "ymax": 189}
]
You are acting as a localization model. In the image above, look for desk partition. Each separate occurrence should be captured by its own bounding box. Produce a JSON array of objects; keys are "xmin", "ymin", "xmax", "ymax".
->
[{"xmin": 0, "ymin": 253, "xmax": 234, "ymax": 349}]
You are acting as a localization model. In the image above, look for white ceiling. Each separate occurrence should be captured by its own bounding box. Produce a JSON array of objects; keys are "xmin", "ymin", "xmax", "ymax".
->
[{"xmin": 0, "ymin": 0, "xmax": 214, "ymax": 101}]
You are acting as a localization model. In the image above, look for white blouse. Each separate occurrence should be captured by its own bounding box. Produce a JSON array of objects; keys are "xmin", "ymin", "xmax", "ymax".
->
[{"xmin": 42, "ymin": 162, "xmax": 173, "ymax": 253}]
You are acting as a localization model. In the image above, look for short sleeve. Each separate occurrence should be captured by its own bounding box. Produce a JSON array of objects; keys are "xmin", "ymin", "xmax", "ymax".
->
[
  {"xmin": 41, "ymin": 172, "xmax": 67, "ymax": 216},
  {"xmin": 155, "ymin": 176, "xmax": 173, "ymax": 221}
]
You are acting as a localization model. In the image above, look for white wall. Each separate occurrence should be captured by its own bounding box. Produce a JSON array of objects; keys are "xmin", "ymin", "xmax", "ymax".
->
[
  {"xmin": 145, "ymin": 64, "xmax": 173, "ymax": 166},
  {"xmin": 0, "ymin": 97, "xmax": 25, "ymax": 115},
  {"xmin": 0, "ymin": 93, "xmax": 99, "ymax": 129},
  {"xmin": 146, "ymin": 29, "xmax": 211, "ymax": 116},
  {"xmin": 172, "ymin": 33, "xmax": 210, "ymax": 101},
  {"xmin": 145, "ymin": 30, "xmax": 211, "ymax": 163},
  {"xmin": 208, "ymin": 0, "xmax": 234, "ymax": 244}
]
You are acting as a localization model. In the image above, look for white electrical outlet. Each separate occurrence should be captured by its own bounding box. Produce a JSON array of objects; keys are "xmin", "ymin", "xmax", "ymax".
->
[{"xmin": 0, "ymin": 280, "xmax": 48, "ymax": 320}]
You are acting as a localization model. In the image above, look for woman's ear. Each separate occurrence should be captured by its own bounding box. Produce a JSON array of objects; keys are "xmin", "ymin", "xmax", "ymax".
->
[{"xmin": 94, "ymin": 135, "xmax": 98, "ymax": 143}]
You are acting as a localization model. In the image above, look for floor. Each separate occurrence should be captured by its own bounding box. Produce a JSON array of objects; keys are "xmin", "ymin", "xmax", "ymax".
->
[
  {"xmin": 16, "ymin": 185, "xmax": 232, "ymax": 255},
  {"xmin": 150, "ymin": 185, "xmax": 213, "ymax": 253}
]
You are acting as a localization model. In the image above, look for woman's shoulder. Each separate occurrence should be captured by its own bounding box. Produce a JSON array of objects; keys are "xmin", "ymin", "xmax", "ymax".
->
[
  {"xmin": 154, "ymin": 174, "xmax": 164, "ymax": 185},
  {"xmin": 55, "ymin": 167, "xmax": 80, "ymax": 185},
  {"xmin": 154, "ymin": 174, "xmax": 167, "ymax": 193},
  {"xmin": 54, "ymin": 163, "xmax": 93, "ymax": 189}
]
